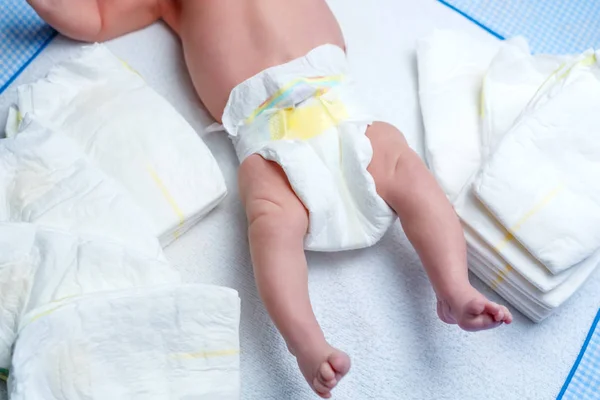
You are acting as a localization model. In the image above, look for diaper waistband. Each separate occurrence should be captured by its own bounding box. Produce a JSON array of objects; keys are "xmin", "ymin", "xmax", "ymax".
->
[
  {"xmin": 221, "ymin": 45, "xmax": 375, "ymax": 161},
  {"xmin": 222, "ymin": 44, "xmax": 352, "ymax": 136}
]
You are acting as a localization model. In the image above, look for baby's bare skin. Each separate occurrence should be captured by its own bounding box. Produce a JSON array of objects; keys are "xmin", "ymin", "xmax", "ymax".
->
[{"xmin": 29, "ymin": 1, "xmax": 512, "ymax": 397}]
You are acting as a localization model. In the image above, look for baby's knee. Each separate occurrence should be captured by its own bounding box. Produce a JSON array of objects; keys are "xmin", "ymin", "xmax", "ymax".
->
[
  {"xmin": 246, "ymin": 197, "xmax": 308, "ymax": 238},
  {"xmin": 366, "ymin": 122, "xmax": 415, "ymax": 195},
  {"xmin": 239, "ymin": 156, "xmax": 308, "ymax": 236}
]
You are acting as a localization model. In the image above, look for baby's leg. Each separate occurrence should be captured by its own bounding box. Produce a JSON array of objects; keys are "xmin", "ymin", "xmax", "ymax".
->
[
  {"xmin": 239, "ymin": 155, "xmax": 350, "ymax": 398},
  {"xmin": 366, "ymin": 122, "xmax": 513, "ymax": 331}
]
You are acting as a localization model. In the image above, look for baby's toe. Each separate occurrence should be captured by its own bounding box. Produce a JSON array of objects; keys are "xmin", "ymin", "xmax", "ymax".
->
[
  {"xmin": 483, "ymin": 300, "xmax": 502, "ymax": 315},
  {"xmin": 318, "ymin": 361, "xmax": 336, "ymax": 383},
  {"xmin": 313, "ymin": 378, "xmax": 333, "ymax": 398},
  {"xmin": 493, "ymin": 308, "xmax": 504, "ymax": 322},
  {"xmin": 502, "ymin": 306, "xmax": 513, "ymax": 323}
]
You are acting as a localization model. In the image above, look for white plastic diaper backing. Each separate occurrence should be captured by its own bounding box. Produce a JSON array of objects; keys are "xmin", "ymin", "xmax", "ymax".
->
[
  {"xmin": 417, "ymin": 30, "xmax": 600, "ymax": 321},
  {"xmin": 222, "ymin": 44, "xmax": 396, "ymax": 251},
  {"xmin": 8, "ymin": 44, "xmax": 227, "ymax": 247}
]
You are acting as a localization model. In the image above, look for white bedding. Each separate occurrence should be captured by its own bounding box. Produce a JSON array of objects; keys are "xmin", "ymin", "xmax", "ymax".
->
[{"xmin": 2, "ymin": 0, "xmax": 599, "ymax": 399}]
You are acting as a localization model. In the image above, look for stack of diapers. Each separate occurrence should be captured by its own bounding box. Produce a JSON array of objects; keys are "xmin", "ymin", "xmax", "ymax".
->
[
  {"xmin": 0, "ymin": 68, "xmax": 240, "ymax": 397},
  {"xmin": 5, "ymin": 44, "xmax": 227, "ymax": 247},
  {"xmin": 417, "ymin": 29, "xmax": 600, "ymax": 322}
]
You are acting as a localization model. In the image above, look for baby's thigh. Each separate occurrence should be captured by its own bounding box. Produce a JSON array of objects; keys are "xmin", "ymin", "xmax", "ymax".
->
[{"xmin": 238, "ymin": 155, "xmax": 308, "ymax": 225}]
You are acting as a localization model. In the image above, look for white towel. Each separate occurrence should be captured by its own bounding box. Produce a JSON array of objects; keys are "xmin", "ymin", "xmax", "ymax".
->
[
  {"xmin": 8, "ymin": 284, "xmax": 240, "ymax": 400},
  {"xmin": 474, "ymin": 51, "xmax": 600, "ymax": 273},
  {"xmin": 9, "ymin": 44, "xmax": 227, "ymax": 247}
]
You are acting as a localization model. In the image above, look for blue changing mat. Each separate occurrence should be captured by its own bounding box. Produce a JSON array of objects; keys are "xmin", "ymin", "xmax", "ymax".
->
[
  {"xmin": 440, "ymin": 0, "xmax": 600, "ymax": 54},
  {"xmin": 558, "ymin": 309, "xmax": 600, "ymax": 399},
  {"xmin": 0, "ymin": 0, "xmax": 56, "ymax": 94}
]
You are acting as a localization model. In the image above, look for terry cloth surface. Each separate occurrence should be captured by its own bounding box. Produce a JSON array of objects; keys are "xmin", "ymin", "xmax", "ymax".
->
[
  {"xmin": 2, "ymin": 1, "xmax": 600, "ymax": 399},
  {"xmin": 439, "ymin": 0, "xmax": 600, "ymax": 54},
  {"xmin": 0, "ymin": 0, "xmax": 56, "ymax": 93}
]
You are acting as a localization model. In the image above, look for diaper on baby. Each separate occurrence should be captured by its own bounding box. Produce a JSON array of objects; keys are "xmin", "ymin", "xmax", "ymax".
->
[{"xmin": 222, "ymin": 45, "xmax": 396, "ymax": 251}]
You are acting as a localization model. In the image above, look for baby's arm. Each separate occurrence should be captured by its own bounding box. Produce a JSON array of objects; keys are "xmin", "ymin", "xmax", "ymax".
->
[{"xmin": 27, "ymin": 0, "xmax": 162, "ymax": 42}]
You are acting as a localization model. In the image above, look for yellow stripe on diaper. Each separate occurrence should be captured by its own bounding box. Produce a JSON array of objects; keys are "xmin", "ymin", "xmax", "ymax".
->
[
  {"xmin": 492, "ymin": 185, "xmax": 564, "ymax": 252},
  {"xmin": 269, "ymin": 96, "xmax": 348, "ymax": 141},
  {"xmin": 479, "ymin": 73, "xmax": 488, "ymax": 118},
  {"xmin": 146, "ymin": 165, "xmax": 185, "ymax": 239},
  {"xmin": 558, "ymin": 53, "xmax": 597, "ymax": 81},
  {"xmin": 28, "ymin": 305, "xmax": 64, "ymax": 324},
  {"xmin": 120, "ymin": 59, "xmax": 142, "ymax": 77},
  {"xmin": 490, "ymin": 264, "xmax": 513, "ymax": 290},
  {"xmin": 171, "ymin": 348, "xmax": 240, "ymax": 360}
]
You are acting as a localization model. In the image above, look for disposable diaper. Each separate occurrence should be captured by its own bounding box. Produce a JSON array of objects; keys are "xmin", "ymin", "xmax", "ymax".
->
[
  {"xmin": 0, "ymin": 118, "xmax": 163, "ymax": 258},
  {"xmin": 9, "ymin": 44, "xmax": 227, "ymax": 247},
  {"xmin": 474, "ymin": 51, "xmax": 600, "ymax": 273},
  {"xmin": 0, "ymin": 222, "xmax": 180, "ymax": 376},
  {"xmin": 222, "ymin": 44, "xmax": 396, "ymax": 251},
  {"xmin": 8, "ymin": 284, "xmax": 240, "ymax": 400},
  {"xmin": 417, "ymin": 29, "xmax": 500, "ymax": 201}
]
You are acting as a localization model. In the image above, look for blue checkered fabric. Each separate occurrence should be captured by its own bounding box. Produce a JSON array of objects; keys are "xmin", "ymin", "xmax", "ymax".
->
[
  {"xmin": 558, "ymin": 310, "xmax": 600, "ymax": 399},
  {"xmin": 439, "ymin": 0, "xmax": 600, "ymax": 54},
  {"xmin": 0, "ymin": 0, "xmax": 56, "ymax": 93}
]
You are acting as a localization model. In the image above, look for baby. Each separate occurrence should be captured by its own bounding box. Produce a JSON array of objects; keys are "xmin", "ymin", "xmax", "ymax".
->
[{"xmin": 29, "ymin": 0, "xmax": 513, "ymax": 398}]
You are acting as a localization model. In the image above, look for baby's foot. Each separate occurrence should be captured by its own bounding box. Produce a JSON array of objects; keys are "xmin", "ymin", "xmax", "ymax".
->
[
  {"xmin": 437, "ymin": 287, "xmax": 513, "ymax": 332},
  {"xmin": 293, "ymin": 343, "xmax": 351, "ymax": 398}
]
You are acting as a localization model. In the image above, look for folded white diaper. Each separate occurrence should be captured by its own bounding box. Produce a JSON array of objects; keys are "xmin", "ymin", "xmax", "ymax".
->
[
  {"xmin": 417, "ymin": 29, "xmax": 501, "ymax": 201},
  {"xmin": 0, "ymin": 222, "xmax": 181, "ymax": 375},
  {"xmin": 0, "ymin": 118, "xmax": 163, "ymax": 258},
  {"xmin": 0, "ymin": 223, "xmax": 36, "ymax": 370},
  {"xmin": 480, "ymin": 38, "xmax": 567, "ymax": 158},
  {"xmin": 222, "ymin": 44, "xmax": 395, "ymax": 251},
  {"xmin": 9, "ymin": 284, "xmax": 240, "ymax": 400},
  {"xmin": 9, "ymin": 44, "xmax": 227, "ymax": 247},
  {"xmin": 454, "ymin": 186, "xmax": 586, "ymax": 292},
  {"xmin": 474, "ymin": 51, "xmax": 600, "ymax": 273}
]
